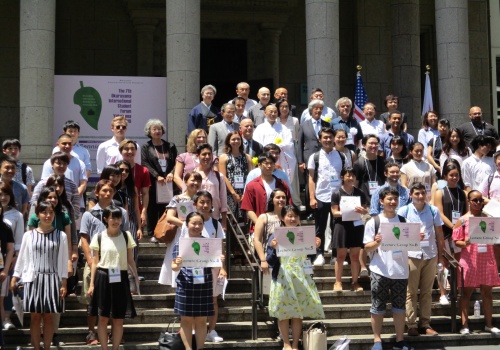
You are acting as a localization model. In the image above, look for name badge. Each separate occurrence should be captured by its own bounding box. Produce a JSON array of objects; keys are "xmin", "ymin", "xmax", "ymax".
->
[
  {"xmin": 420, "ymin": 239, "xmax": 430, "ymax": 248},
  {"xmin": 452, "ymin": 211, "xmax": 460, "ymax": 224},
  {"xmin": 346, "ymin": 132, "xmax": 354, "ymax": 145},
  {"xmin": 392, "ymin": 250, "xmax": 403, "ymax": 259},
  {"xmin": 303, "ymin": 259, "xmax": 314, "ymax": 275},
  {"xmin": 234, "ymin": 175, "xmax": 244, "ymax": 189},
  {"xmin": 193, "ymin": 268, "xmax": 205, "ymax": 284},
  {"xmin": 330, "ymin": 177, "xmax": 341, "ymax": 187},
  {"xmin": 477, "ymin": 244, "xmax": 488, "ymax": 253},
  {"xmin": 353, "ymin": 220, "xmax": 363, "ymax": 227},
  {"xmin": 109, "ymin": 266, "xmax": 121, "ymax": 283},
  {"xmin": 368, "ymin": 181, "xmax": 379, "ymax": 195},
  {"xmin": 158, "ymin": 159, "xmax": 167, "ymax": 172}
]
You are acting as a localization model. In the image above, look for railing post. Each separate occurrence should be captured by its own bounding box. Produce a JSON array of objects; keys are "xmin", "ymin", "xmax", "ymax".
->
[{"xmin": 252, "ymin": 268, "xmax": 258, "ymax": 340}]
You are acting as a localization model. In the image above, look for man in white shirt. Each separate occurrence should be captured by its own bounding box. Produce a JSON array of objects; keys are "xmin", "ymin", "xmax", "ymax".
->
[
  {"xmin": 230, "ymin": 82, "xmax": 257, "ymax": 116},
  {"xmin": 300, "ymin": 88, "xmax": 336, "ymax": 124},
  {"xmin": 462, "ymin": 135, "xmax": 497, "ymax": 192},
  {"xmin": 359, "ymin": 103, "xmax": 386, "ymax": 138},
  {"xmin": 96, "ymin": 115, "xmax": 140, "ymax": 174},
  {"xmin": 307, "ymin": 127, "xmax": 344, "ymax": 266},
  {"xmin": 53, "ymin": 120, "xmax": 92, "ymax": 178}
]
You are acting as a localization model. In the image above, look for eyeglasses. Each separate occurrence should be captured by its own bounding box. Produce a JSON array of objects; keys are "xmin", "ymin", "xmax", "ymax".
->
[
  {"xmin": 470, "ymin": 198, "xmax": 484, "ymax": 203},
  {"xmin": 120, "ymin": 168, "xmax": 130, "ymax": 173},
  {"xmin": 115, "ymin": 125, "xmax": 127, "ymax": 130}
]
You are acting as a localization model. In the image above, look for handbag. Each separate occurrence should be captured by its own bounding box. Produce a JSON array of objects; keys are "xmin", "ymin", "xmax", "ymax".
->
[
  {"xmin": 302, "ymin": 321, "xmax": 328, "ymax": 350},
  {"xmin": 158, "ymin": 318, "xmax": 197, "ymax": 350},
  {"xmin": 154, "ymin": 208, "xmax": 177, "ymax": 244}
]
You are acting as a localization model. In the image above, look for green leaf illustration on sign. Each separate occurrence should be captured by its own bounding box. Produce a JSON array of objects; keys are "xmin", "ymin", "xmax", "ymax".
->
[
  {"xmin": 393, "ymin": 226, "xmax": 400, "ymax": 240},
  {"xmin": 286, "ymin": 231, "xmax": 295, "ymax": 244},
  {"xmin": 479, "ymin": 220, "xmax": 487, "ymax": 233},
  {"xmin": 73, "ymin": 81, "xmax": 102, "ymax": 130},
  {"xmin": 192, "ymin": 241, "xmax": 200, "ymax": 255}
]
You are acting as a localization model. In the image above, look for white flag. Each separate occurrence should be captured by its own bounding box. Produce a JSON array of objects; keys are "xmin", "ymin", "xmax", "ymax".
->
[{"xmin": 422, "ymin": 71, "xmax": 433, "ymax": 117}]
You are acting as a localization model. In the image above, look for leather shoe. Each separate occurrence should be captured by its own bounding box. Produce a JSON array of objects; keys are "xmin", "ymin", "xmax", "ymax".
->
[
  {"xmin": 306, "ymin": 213, "xmax": 315, "ymax": 221},
  {"xmin": 407, "ymin": 328, "xmax": 419, "ymax": 336},
  {"xmin": 419, "ymin": 327, "xmax": 438, "ymax": 335}
]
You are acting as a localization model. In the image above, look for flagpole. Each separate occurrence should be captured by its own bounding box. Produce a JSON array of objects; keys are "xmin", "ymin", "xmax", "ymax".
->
[{"xmin": 422, "ymin": 64, "xmax": 434, "ymax": 117}]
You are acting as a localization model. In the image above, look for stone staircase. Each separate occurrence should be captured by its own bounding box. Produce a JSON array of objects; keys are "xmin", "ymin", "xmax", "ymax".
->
[{"xmin": 3, "ymin": 239, "xmax": 500, "ymax": 349}]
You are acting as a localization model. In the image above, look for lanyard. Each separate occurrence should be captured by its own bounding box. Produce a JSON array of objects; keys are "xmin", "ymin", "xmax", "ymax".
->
[
  {"xmin": 364, "ymin": 158, "xmax": 378, "ymax": 182},
  {"xmin": 471, "ymin": 122, "xmax": 484, "ymax": 136},
  {"xmin": 445, "ymin": 186, "xmax": 460, "ymax": 212},
  {"xmin": 153, "ymin": 143, "xmax": 166, "ymax": 161}
]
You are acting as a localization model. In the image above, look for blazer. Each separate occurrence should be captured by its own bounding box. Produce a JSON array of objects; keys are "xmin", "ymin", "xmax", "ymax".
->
[
  {"xmin": 243, "ymin": 138, "xmax": 264, "ymax": 158},
  {"xmin": 141, "ymin": 140, "xmax": 178, "ymax": 179},
  {"xmin": 208, "ymin": 121, "xmax": 240, "ymax": 156},
  {"xmin": 187, "ymin": 103, "xmax": 221, "ymax": 135},
  {"xmin": 297, "ymin": 118, "xmax": 330, "ymax": 164}
]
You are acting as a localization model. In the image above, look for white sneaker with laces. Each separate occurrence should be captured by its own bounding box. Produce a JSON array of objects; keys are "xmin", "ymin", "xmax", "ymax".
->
[
  {"xmin": 460, "ymin": 327, "xmax": 470, "ymax": 335},
  {"xmin": 3, "ymin": 320, "xmax": 15, "ymax": 330},
  {"xmin": 485, "ymin": 326, "xmax": 500, "ymax": 334},
  {"xmin": 206, "ymin": 330, "xmax": 223, "ymax": 342},
  {"xmin": 439, "ymin": 295, "xmax": 450, "ymax": 305},
  {"xmin": 313, "ymin": 254, "xmax": 325, "ymax": 266}
]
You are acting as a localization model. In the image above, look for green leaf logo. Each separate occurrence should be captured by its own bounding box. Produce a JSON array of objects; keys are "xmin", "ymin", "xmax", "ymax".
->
[
  {"xmin": 180, "ymin": 206, "xmax": 187, "ymax": 215},
  {"xmin": 73, "ymin": 81, "xmax": 102, "ymax": 130},
  {"xmin": 286, "ymin": 231, "xmax": 295, "ymax": 244},
  {"xmin": 479, "ymin": 220, "xmax": 487, "ymax": 233},
  {"xmin": 393, "ymin": 226, "xmax": 401, "ymax": 240},
  {"xmin": 192, "ymin": 241, "xmax": 200, "ymax": 255}
]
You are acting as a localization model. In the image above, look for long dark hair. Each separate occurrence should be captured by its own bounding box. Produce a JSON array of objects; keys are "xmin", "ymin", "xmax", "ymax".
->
[
  {"xmin": 442, "ymin": 128, "xmax": 470, "ymax": 157},
  {"xmin": 114, "ymin": 160, "xmax": 137, "ymax": 203},
  {"xmin": 223, "ymin": 131, "xmax": 244, "ymax": 154},
  {"xmin": 46, "ymin": 175, "xmax": 73, "ymax": 216},
  {"xmin": 389, "ymin": 135, "xmax": 408, "ymax": 161},
  {"xmin": 441, "ymin": 158, "xmax": 465, "ymax": 190},
  {"xmin": 0, "ymin": 181, "xmax": 16, "ymax": 208},
  {"xmin": 267, "ymin": 189, "xmax": 288, "ymax": 213},
  {"xmin": 38, "ymin": 186, "xmax": 63, "ymax": 214},
  {"xmin": 0, "ymin": 206, "xmax": 13, "ymax": 239}
]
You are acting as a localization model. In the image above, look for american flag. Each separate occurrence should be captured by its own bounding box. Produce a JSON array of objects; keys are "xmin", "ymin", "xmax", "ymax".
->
[{"xmin": 353, "ymin": 71, "xmax": 367, "ymax": 122}]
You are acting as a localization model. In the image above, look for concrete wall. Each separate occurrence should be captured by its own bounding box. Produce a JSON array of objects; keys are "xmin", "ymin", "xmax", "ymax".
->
[{"xmin": 0, "ymin": 1, "xmax": 20, "ymax": 144}]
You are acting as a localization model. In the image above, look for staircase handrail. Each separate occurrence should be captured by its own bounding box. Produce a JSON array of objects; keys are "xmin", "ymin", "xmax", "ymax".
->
[{"xmin": 441, "ymin": 249, "xmax": 464, "ymax": 333}]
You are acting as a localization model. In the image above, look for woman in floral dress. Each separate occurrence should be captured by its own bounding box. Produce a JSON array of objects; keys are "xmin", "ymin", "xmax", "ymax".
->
[{"xmin": 218, "ymin": 131, "xmax": 253, "ymax": 219}]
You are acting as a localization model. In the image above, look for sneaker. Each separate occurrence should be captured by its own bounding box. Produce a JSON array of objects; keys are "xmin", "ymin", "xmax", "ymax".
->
[
  {"xmin": 343, "ymin": 261, "xmax": 349, "ymax": 266},
  {"xmin": 52, "ymin": 333, "xmax": 65, "ymax": 346},
  {"xmin": 206, "ymin": 330, "xmax": 223, "ymax": 342},
  {"xmin": 86, "ymin": 330, "xmax": 99, "ymax": 345},
  {"xmin": 299, "ymin": 205, "xmax": 306, "ymax": 212},
  {"xmin": 485, "ymin": 326, "xmax": 500, "ymax": 334},
  {"xmin": 150, "ymin": 236, "xmax": 158, "ymax": 243},
  {"xmin": 372, "ymin": 342, "xmax": 383, "ymax": 350},
  {"xmin": 360, "ymin": 268, "xmax": 369, "ymax": 277},
  {"xmin": 333, "ymin": 281, "xmax": 343, "ymax": 292},
  {"xmin": 2, "ymin": 320, "xmax": 15, "ymax": 330},
  {"xmin": 459, "ymin": 327, "xmax": 470, "ymax": 335},
  {"xmin": 393, "ymin": 341, "xmax": 414, "ymax": 350},
  {"xmin": 439, "ymin": 295, "xmax": 450, "ymax": 305},
  {"xmin": 313, "ymin": 254, "xmax": 325, "ymax": 266}
]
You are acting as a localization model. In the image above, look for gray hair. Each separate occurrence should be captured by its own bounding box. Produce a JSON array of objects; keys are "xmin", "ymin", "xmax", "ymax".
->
[
  {"xmin": 335, "ymin": 97, "xmax": 353, "ymax": 110},
  {"xmin": 201, "ymin": 84, "xmax": 217, "ymax": 96},
  {"xmin": 308, "ymin": 99, "xmax": 324, "ymax": 114},
  {"xmin": 144, "ymin": 119, "xmax": 166, "ymax": 138},
  {"xmin": 236, "ymin": 82, "xmax": 250, "ymax": 90},
  {"xmin": 221, "ymin": 103, "xmax": 235, "ymax": 113}
]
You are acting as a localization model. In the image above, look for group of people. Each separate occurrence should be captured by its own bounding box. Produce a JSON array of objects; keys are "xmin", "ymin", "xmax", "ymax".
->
[{"xmin": 1, "ymin": 80, "xmax": 500, "ymax": 350}]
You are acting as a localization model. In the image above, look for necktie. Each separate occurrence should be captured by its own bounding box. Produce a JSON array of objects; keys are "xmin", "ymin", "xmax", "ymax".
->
[
  {"xmin": 245, "ymin": 140, "xmax": 251, "ymax": 155},
  {"xmin": 314, "ymin": 120, "xmax": 320, "ymax": 136}
]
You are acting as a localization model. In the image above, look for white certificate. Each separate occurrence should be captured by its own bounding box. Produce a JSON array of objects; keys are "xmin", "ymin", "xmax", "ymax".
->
[
  {"xmin": 379, "ymin": 222, "xmax": 421, "ymax": 251},
  {"xmin": 482, "ymin": 200, "xmax": 500, "ymax": 218},
  {"xmin": 274, "ymin": 226, "xmax": 316, "ymax": 257},
  {"xmin": 469, "ymin": 217, "xmax": 500, "ymax": 244},
  {"xmin": 156, "ymin": 181, "xmax": 173, "ymax": 204},
  {"xmin": 340, "ymin": 196, "xmax": 362, "ymax": 221},
  {"xmin": 177, "ymin": 201, "xmax": 195, "ymax": 220},
  {"xmin": 179, "ymin": 237, "xmax": 223, "ymax": 267}
]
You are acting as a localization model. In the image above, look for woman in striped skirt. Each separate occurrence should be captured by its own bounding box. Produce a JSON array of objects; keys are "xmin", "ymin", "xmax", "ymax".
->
[{"xmin": 11, "ymin": 201, "xmax": 69, "ymax": 350}]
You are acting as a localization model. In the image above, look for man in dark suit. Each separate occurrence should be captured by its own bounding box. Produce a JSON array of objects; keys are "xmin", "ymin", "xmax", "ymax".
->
[
  {"xmin": 187, "ymin": 84, "xmax": 221, "ymax": 135},
  {"xmin": 239, "ymin": 118, "xmax": 263, "ymax": 157},
  {"xmin": 274, "ymin": 87, "xmax": 297, "ymax": 117},
  {"xmin": 207, "ymin": 103, "xmax": 239, "ymax": 156},
  {"xmin": 298, "ymin": 99, "xmax": 331, "ymax": 218}
]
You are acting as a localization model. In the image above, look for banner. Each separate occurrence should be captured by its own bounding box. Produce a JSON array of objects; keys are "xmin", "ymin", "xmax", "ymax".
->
[
  {"xmin": 179, "ymin": 237, "xmax": 223, "ymax": 267},
  {"xmin": 54, "ymin": 75, "xmax": 167, "ymax": 182},
  {"xmin": 379, "ymin": 222, "xmax": 421, "ymax": 251},
  {"xmin": 469, "ymin": 217, "xmax": 500, "ymax": 244},
  {"xmin": 275, "ymin": 226, "xmax": 316, "ymax": 257}
]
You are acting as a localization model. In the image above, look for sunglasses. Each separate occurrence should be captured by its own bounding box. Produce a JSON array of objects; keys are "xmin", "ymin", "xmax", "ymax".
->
[
  {"xmin": 470, "ymin": 198, "xmax": 484, "ymax": 203},
  {"xmin": 120, "ymin": 168, "xmax": 130, "ymax": 173},
  {"xmin": 115, "ymin": 125, "xmax": 127, "ymax": 130}
]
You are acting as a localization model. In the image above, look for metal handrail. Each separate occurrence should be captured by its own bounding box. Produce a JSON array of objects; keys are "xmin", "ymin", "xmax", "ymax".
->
[
  {"xmin": 225, "ymin": 209, "xmax": 262, "ymax": 340},
  {"xmin": 442, "ymin": 249, "xmax": 464, "ymax": 333}
]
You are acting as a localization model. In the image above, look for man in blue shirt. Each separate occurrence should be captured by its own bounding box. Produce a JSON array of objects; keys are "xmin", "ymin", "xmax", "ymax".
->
[
  {"xmin": 370, "ymin": 162, "xmax": 410, "ymax": 216},
  {"xmin": 378, "ymin": 111, "xmax": 415, "ymax": 157}
]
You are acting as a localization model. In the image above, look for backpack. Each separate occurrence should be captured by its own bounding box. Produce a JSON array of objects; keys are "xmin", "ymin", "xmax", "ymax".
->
[
  {"xmin": 373, "ymin": 214, "xmax": 406, "ymax": 234},
  {"xmin": 21, "ymin": 162, "xmax": 28, "ymax": 185},
  {"xmin": 312, "ymin": 150, "xmax": 346, "ymax": 182}
]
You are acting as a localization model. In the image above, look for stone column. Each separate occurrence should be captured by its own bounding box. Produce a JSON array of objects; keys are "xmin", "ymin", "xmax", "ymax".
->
[
  {"xmin": 305, "ymin": 0, "xmax": 339, "ymax": 106},
  {"xmin": 435, "ymin": 0, "xmax": 470, "ymax": 125},
  {"xmin": 166, "ymin": 0, "xmax": 200, "ymax": 150},
  {"xmin": 391, "ymin": 0, "xmax": 421, "ymax": 134},
  {"xmin": 19, "ymin": 0, "xmax": 56, "ymax": 177},
  {"xmin": 135, "ymin": 19, "xmax": 159, "ymax": 77},
  {"xmin": 262, "ymin": 26, "xmax": 282, "ymax": 91}
]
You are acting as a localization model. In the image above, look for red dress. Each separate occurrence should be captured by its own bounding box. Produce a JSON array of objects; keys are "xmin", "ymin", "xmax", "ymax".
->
[{"xmin": 452, "ymin": 216, "xmax": 500, "ymax": 288}]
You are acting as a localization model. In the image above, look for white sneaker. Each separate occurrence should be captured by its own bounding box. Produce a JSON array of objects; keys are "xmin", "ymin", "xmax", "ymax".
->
[
  {"xmin": 343, "ymin": 261, "xmax": 349, "ymax": 266},
  {"xmin": 485, "ymin": 326, "xmax": 500, "ymax": 334},
  {"xmin": 460, "ymin": 327, "xmax": 470, "ymax": 335},
  {"xmin": 439, "ymin": 295, "xmax": 450, "ymax": 305},
  {"xmin": 3, "ymin": 320, "xmax": 15, "ymax": 330},
  {"xmin": 206, "ymin": 330, "xmax": 223, "ymax": 342},
  {"xmin": 313, "ymin": 254, "xmax": 325, "ymax": 266}
]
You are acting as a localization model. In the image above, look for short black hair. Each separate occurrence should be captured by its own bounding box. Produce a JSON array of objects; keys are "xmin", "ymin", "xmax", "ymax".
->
[
  {"xmin": 2, "ymin": 139, "xmax": 21, "ymax": 150},
  {"xmin": 193, "ymin": 190, "xmax": 213, "ymax": 204},
  {"xmin": 258, "ymin": 152, "xmax": 276, "ymax": 164},
  {"xmin": 195, "ymin": 143, "xmax": 213, "ymax": 155},
  {"xmin": 50, "ymin": 152, "xmax": 70, "ymax": 165},
  {"xmin": 63, "ymin": 120, "xmax": 80, "ymax": 132},
  {"xmin": 409, "ymin": 182, "xmax": 426, "ymax": 194},
  {"xmin": 471, "ymin": 135, "xmax": 497, "ymax": 150},
  {"xmin": 102, "ymin": 205, "xmax": 123, "ymax": 227},
  {"xmin": 379, "ymin": 186, "xmax": 399, "ymax": 200}
]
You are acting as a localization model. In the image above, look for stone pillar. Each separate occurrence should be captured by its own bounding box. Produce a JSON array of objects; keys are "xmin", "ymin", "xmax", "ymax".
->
[
  {"xmin": 435, "ymin": 0, "xmax": 470, "ymax": 125},
  {"xmin": 391, "ymin": 0, "xmax": 421, "ymax": 134},
  {"xmin": 135, "ymin": 19, "xmax": 159, "ymax": 77},
  {"xmin": 19, "ymin": 0, "xmax": 56, "ymax": 177},
  {"xmin": 305, "ymin": 0, "xmax": 339, "ymax": 107},
  {"xmin": 166, "ymin": 0, "xmax": 200, "ymax": 150},
  {"xmin": 262, "ymin": 26, "xmax": 282, "ymax": 91}
]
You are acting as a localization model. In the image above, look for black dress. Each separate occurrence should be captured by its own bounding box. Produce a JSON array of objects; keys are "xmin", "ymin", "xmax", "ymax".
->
[{"xmin": 331, "ymin": 187, "xmax": 367, "ymax": 249}]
